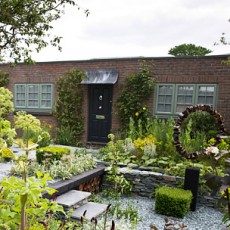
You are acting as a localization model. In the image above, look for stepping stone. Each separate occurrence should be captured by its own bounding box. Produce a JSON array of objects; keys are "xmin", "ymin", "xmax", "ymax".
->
[
  {"xmin": 56, "ymin": 190, "xmax": 91, "ymax": 210},
  {"xmin": 71, "ymin": 202, "xmax": 108, "ymax": 220}
]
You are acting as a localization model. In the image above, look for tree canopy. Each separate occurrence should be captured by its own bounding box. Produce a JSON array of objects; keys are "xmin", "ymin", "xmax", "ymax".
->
[
  {"xmin": 0, "ymin": 0, "xmax": 89, "ymax": 63},
  {"xmin": 168, "ymin": 43, "xmax": 212, "ymax": 56}
]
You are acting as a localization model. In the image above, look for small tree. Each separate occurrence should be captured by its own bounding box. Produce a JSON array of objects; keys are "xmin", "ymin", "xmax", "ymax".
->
[
  {"xmin": 168, "ymin": 43, "xmax": 212, "ymax": 56},
  {"xmin": 0, "ymin": 0, "xmax": 89, "ymax": 63}
]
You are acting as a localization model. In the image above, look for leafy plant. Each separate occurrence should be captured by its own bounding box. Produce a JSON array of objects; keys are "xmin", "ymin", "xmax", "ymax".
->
[
  {"xmin": 0, "ymin": 72, "xmax": 9, "ymax": 87},
  {"xmin": 55, "ymin": 125, "xmax": 76, "ymax": 146},
  {"xmin": 221, "ymin": 187, "xmax": 230, "ymax": 228},
  {"xmin": 0, "ymin": 87, "xmax": 14, "ymax": 118},
  {"xmin": 11, "ymin": 154, "xmax": 96, "ymax": 181},
  {"xmin": 55, "ymin": 68, "xmax": 85, "ymax": 146},
  {"xmin": 0, "ymin": 118, "xmax": 15, "ymax": 148},
  {"xmin": 0, "ymin": 147, "xmax": 15, "ymax": 161},
  {"xmin": 110, "ymin": 202, "xmax": 141, "ymax": 228},
  {"xmin": 36, "ymin": 146, "xmax": 71, "ymax": 164},
  {"xmin": 116, "ymin": 60, "xmax": 156, "ymax": 131},
  {"xmin": 0, "ymin": 163, "xmax": 64, "ymax": 230},
  {"xmin": 14, "ymin": 111, "xmax": 41, "ymax": 156}
]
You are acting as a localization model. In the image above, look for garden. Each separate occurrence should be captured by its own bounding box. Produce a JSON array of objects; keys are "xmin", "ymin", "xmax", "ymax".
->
[{"xmin": 0, "ymin": 63, "xmax": 230, "ymax": 229}]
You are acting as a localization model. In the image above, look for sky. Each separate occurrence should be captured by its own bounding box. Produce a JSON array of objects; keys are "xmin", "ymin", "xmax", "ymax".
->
[{"xmin": 32, "ymin": 0, "xmax": 230, "ymax": 62}]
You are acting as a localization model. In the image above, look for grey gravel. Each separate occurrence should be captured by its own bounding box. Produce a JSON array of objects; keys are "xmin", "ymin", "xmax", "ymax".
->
[{"xmin": 108, "ymin": 195, "xmax": 226, "ymax": 230}]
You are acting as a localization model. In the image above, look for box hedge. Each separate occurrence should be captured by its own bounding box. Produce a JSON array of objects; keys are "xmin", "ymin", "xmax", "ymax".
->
[
  {"xmin": 36, "ymin": 146, "xmax": 71, "ymax": 164},
  {"xmin": 155, "ymin": 185, "xmax": 192, "ymax": 218}
]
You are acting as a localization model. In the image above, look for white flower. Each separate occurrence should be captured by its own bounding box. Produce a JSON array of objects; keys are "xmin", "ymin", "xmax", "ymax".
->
[{"xmin": 205, "ymin": 146, "xmax": 219, "ymax": 156}]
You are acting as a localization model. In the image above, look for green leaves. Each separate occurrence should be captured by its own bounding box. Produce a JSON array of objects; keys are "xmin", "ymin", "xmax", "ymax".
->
[
  {"xmin": 116, "ymin": 61, "xmax": 156, "ymax": 131},
  {"xmin": 54, "ymin": 68, "xmax": 84, "ymax": 146},
  {"xmin": 0, "ymin": 0, "xmax": 88, "ymax": 63},
  {"xmin": 168, "ymin": 43, "xmax": 212, "ymax": 56}
]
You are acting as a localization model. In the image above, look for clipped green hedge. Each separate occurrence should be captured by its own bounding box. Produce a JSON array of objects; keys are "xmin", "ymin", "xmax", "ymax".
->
[
  {"xmin": 155, "ymin": 186, "xmax": 192, "ymax": 218},
  {"xmin": 36, "ymin": 146, "xmax": 71, "ymax": 164}
]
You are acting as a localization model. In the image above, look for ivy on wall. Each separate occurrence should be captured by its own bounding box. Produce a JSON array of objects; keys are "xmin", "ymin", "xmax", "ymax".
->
[
  {"xmin": 0, "ymin": 72, "xmax": 9, "ymax": 87},
  {"xmin": 54, "ymin": 68, "xmax": 84, "ymax": 146},
  {"xmin": 116, "ymin": 60, "xmax": 156, "ymax": 130}
]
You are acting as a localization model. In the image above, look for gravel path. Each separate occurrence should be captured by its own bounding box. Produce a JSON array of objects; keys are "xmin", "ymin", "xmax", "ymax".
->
[{"xmin": 107, "ymin": 195, "xmax": 226, "ymax": 230}]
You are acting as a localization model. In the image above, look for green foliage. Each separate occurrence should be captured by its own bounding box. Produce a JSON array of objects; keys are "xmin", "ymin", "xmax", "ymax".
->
[
  {"xmin": 106, "ymin": 165, "xmax": 133, "ymax": 197},
  {"xmin": 36, "ymin": 146, "xmax": 71, "ymax": 164},
  {"xmin": 181, "ymin": 111, "xmax": 217, "ymax": 141},
  {"xmin": 0, "ymin": 118, "xmax": 16, "ymax": 148},
  {"xmin": 116, "ymin": 60, "xmax": 156, "ymax": 130},
  {"xmin": 0, "ymin": 171, "xmax": 64, "ymax": 229},
  {"xmin": 55, "ymin": 68, "xmax": 85, "ymax": 146},
  {"xmin": 133, "ymin": 134, "xmax": 156, "ymax": 159},
  {"xmin": 0, "ymin": 72, "xmax": 9, "ymax": 87},
  {"xmin": 22, "ymin": 128, "xmax": 51, "ymax": 148},
  {"xmin": 0, "ymin": 87, "xmax": 14, "ymax": 118},
  {"xmin": 0, "ymin": 0, "xmax": 89, "ymax": 63},
  {"xmin": 12, "ymin": 154, "xmax": 96, "ymax": 180},
  {"xmin": 14, "ymin": 111, "xmax": 41, "ymax": 155},
  {"xmin": 55, "ymin": 125, "xmax": 76, "ymax": 146},
  {"xmin": 110, "ymin": 202, "xmax": 141, "ymax": 228},
  {"xmin": 0, "ymin": 147, "xmax": 15, "ymax": 161},
  {"xmin": 143, "ymin": 117, "xmax": 179, "ymax": 158},
  {"xmin": 221, "ymin": 188, "xmax": 230, "ymax": 228},
  {"xmin": 168, "ymin": 43, "xmax": 212, "ymax": 56},
  {"xmin": 180, "ymin": 119, "xmax": 208, "ymax": 153},
  {"xmin": 155, "ymin": 186, "xmax": 192, "ymax": 218}
]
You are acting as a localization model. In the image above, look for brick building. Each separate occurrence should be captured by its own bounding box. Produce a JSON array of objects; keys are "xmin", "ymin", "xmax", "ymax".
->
[{"xmin": 1, "ymin": 54, "xmax": 230, "ymax": 144}]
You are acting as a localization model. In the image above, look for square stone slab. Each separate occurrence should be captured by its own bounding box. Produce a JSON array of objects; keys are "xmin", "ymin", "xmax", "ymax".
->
[
  {"xmin": 56, "ymin": 190, "xmax": 91, "ymax": 208},
  {"xmin": 71, "ymin": 202, "xmax": 108, "ymax": 220}
]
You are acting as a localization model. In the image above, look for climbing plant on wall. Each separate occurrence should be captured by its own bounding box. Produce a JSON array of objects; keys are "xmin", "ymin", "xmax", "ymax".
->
[
  {"xmin": 116, "ymin": 60, "xmax": 156, "ymax": 131},
  {"xmin": 54, "ymin": 68, "xmax": 84, "ymax": 146},
  {"xmin": 0, "ymin": 72, "xmax": 9, "ymax": 87}
]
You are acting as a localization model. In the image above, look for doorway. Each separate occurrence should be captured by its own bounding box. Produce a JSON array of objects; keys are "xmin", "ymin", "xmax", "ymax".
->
[{"xmin": 88, "ymin": 84, "xmax": 113, "ymax": 143}]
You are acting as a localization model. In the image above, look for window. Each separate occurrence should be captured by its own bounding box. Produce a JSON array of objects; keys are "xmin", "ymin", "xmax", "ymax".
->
[
  {"xmin": 155, "ymin": 84, "xmax": 217, "ymax": 116},
  {"xmin": 14, "ymin": 84, "xmax": 53, "ymax": 113}
]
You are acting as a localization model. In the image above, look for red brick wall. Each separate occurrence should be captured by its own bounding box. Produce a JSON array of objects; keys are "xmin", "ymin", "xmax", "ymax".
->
[{"xmin": 1, "ymin": 55, "xmax": 230, "ymax": 143}]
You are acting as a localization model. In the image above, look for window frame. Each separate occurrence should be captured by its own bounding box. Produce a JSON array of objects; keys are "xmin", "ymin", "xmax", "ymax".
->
[
  {"xmin": 154, "ymin": 83, "xmax": 217, "ymax": 117},
  {"xmin": 14, "ymin": 83, "xmax": 54, "ymax": 114}
]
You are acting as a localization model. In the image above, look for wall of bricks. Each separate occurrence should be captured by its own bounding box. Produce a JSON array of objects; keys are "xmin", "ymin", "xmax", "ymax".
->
[{"xmin": 1, "ymin": 55, "xmax": 230, "ymax": 144}]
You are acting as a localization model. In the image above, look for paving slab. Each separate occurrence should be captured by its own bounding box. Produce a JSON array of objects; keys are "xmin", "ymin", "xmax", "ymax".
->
[
  {"xmin": 71, "ymin": 202, "xmax": 108, "ymax": 220},
  {"xmin": 56, "ymin": 190, "xmax": 91, "ymax": 208}
]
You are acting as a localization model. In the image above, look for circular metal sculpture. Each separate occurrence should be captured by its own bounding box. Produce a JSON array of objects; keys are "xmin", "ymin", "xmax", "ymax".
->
[{"xmin": 173, "ymin": 104, "xmax": 226, "ymax": 159}]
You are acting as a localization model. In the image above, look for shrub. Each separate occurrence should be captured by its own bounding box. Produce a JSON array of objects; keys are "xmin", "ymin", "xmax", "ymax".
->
[
  {"xmin": 1, "ymin": 147, "xmax": 15, "ymax": 161},
  {"xmin": 36, "ymin": 146, "xmax": 71, "ymax": 164},
  {"xmin": 155, "ymin": 186, "xmax": 192, "ymax": 218}
]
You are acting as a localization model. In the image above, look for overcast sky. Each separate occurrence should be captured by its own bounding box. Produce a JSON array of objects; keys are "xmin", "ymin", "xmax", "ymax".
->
[{"xmin": 32, "ymin": 0, "xmax": 230, "ymax": 62}]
